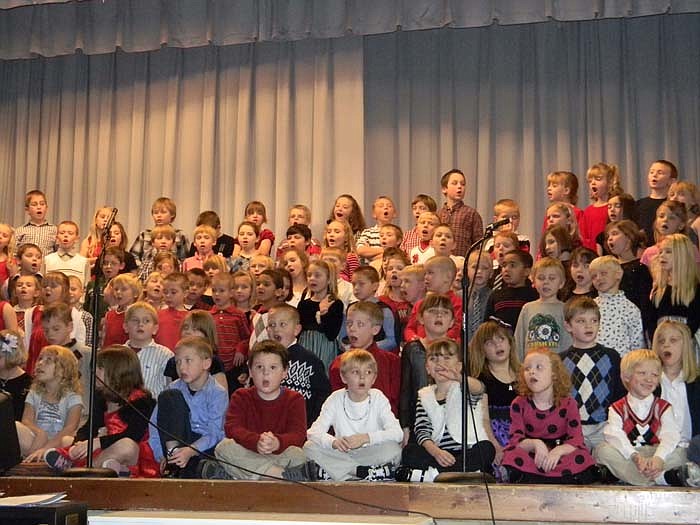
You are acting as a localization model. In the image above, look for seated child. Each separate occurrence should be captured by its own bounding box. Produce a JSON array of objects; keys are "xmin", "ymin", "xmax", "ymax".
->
[
  {"xmin": 17, "ymin": 346, "xmax": 83, "ymax": 462},
  {"xmin": 148, "ymin": 336, "xmax": 228, "ymax": 478},
  {"xmin": 590, "ymin": 256, "xmax": 645, "ymax": 356},
  {"xmin": 305, "ymin": 349, "xmax": 403, "ymax": 481},
  {"xmin": 561, "ymin": 297, "xmax": 624, "ymax": 450},
  {"xmin": 501, "ymin": 347, "xmax": 596, "ymax": 484},
  {"xmin": 594, "ymin": 349, "xmax": 686, "ymax": 486},
  {"xmin": 45, "ymin": 345, "xmax": 158, "ymax": 477},
  {"xmin": 199, "ymin": 341, "xmax": 310, "ymax": 480},
  {"xmin": 0, "ymin": 329, "xmax": 31, "ymax": 421},
  {"xmin": 397, "ymin": 338, "xmax": 495, "ymax": 482}
]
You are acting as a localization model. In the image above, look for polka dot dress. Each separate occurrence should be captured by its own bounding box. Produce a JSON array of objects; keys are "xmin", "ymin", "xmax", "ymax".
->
[{"xmin": 502, "ymin": 396, "xmax": 595, "ymax": 479}]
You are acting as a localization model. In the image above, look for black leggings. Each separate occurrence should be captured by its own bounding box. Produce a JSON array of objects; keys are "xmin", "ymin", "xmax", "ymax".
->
[{"xmin": 402, "ymin": 440, "xmax": 496, "ymax": 473}]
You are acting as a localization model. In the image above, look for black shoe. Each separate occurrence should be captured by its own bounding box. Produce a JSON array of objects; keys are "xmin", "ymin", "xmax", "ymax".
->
[
  {"xmin": 356, "ymin": 463, "xmax": 395, "ymax": 481},
  {"xmin": 593, "ymin": 464, "xmax": 618, "ymax": 484},
  {"xmin": 197, "ymin": 459, "xmax": 232, "ymax": 480},
  {"xmin": 282, "ymin": 460, "xmax": 319, "ymax": 481}
]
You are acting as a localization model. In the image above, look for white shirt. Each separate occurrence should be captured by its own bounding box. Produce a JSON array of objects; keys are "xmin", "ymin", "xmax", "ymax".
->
[
  {"xmin": 126, "ymin": 338, "xmax": 173, "ymax": 398},
  {"xmin": 660, "ymin": 371, "xmax": 692, "ymax": 445},
  {"xmin": 603, "ymin": 393, "xmax": 681, "ymax": 461},
  {"xmin": 307, "ymin": 388, "xmax": 403, "ymax": 449}
]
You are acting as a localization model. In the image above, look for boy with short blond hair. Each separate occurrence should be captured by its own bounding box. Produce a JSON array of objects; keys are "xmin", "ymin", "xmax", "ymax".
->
[
  {"xmin": 357, "ymin": 196, "xmax": 398, "ymax": 263},
  {"xmin": 595, "ymin": 349, "xmax": 686, "ymax": 486},
  {"xmin": 149, "ymin": 336, "xmax": 228, "ymax": 478},
  {"xmin": 513, "ymin": 257, "xmax": 573, "ymax": 360},
  {"xmin": 484, "ymin": 199, "xmax": 531, "ymax": 254},
  {"xmin": 437, "ymin": 169, "xmax": 484, "ymax": 256},
  {"xmin": 137, "ymin": 224, "xmax": 177, "ymax": 283},
  {"xmin": 404, "ymin": 256, "xmax": 461, "ymax": 342},
  {"xmin": 590, "ymin": 256, "xmax": 645, "ymax": 357},
  {"xmin": 182, "ymin": 225, "xmax": 217, "ymax": 272},
  {"xmin": 561, "ymin": 297, "xmax": 624, "ymax": 449},
  {"xmin": 399, "ymin": 264, "xmax": 426, "ymax": 306},
  {"xmin": 401, "ymin": 194, "xmax": 438, "ymax": 255},
  {"xmin": 154, "ymin": 272, "xmax": 189, "ymax": 351},
  {"xmin": 200, "ymin": 340, "xmax": 311, "ymax": 480},
  {"xmin": 329, "ymin": 301, "xmax": 400, "ymax": 415},
  {"xmin": 187, "ymin": 210, "xmax": 235, "ymax": 259},
  {"xmin": 44, "ymin": 221, "xmax": 90, "ymax": 285},
  {"xmin": 14, "ymin": 189, "xmax": 57, "ymax": 256},
  {"xmin": 130, "ymin": 196, "xmax": 189, "ymax": 266},
  {"xmin": 305, "ymin": 349, "xmax": 403, "ymax": 480},
  {"xmin": 124, "ymin": 301, "xmax": 173, "ymax": 397},
  {"xmin": 268, "ymin": 304, "xmax": 330, "ymax": 425}
]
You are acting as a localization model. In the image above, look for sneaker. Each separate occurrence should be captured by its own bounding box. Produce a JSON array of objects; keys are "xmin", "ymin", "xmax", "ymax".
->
[
  {"xmin": 357, "ymin": 463, "xmax": 395, "ymax": 481},
  {"xmin": 44, "ymin": 449, "xmax": 73, "ymax": 472},
  {"xmin": 395, "ymin": 466, "xmax": 438, "ymax": 482},
  {"xmin": 680, "ymin": 462, "xmax": 700, "ymax": 487},
  {"xmin": 197, "ymin": 459, "xmax": 232, "ymax": 480},
  {"xmin": 282, "ymin": 460, "xmax": 319, "ymax": 482}
]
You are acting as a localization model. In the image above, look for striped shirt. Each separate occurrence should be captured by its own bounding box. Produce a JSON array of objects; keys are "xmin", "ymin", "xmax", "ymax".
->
[{"xmin": 127, "ymin": 338, "xmax": 173, "ymax": 398}]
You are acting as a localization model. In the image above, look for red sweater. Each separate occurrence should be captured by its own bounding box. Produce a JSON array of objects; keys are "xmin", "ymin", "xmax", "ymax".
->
[
  {"xmin": 224, "ymin": 387, "xmax": 307, "ymax": 453},
  {"xmin": 329, "ymin": 343, "xmax": 401, "ymax": 416},
  {"xmin": 155, "ymin": 308, "xmax": 188, "ymax": 350},
  {"xmin": 403, "ymin": 290, "xmax": 462, "ymax": 342},
  {"xmin": 102, "ymin": 309, "xmax": 128, "ymax": 348}
]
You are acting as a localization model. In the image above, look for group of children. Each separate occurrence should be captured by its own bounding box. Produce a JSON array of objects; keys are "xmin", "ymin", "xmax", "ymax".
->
[{"xmin": 0, "ymin": 159, "xmax": 699, "ymax": 486}]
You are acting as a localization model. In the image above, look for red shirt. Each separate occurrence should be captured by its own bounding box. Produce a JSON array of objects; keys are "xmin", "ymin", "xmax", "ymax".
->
[
  {"xmin": 403, "ymin": 290, "xmax": 462, "ymax": 342},
  {"xmin": 224, "ymin": 387, "xmax": 307, "ymax": 453},
  {"xmin": 102, "ymin": 309, "xmax": 128, "ymax": 348},
  {"xmin": 155, "ymin": 308, "xmax": 188, "ymax": 350},
  {"xmin": 328, "ymin": 343, "xmax": 401, "ymax": 416},
  {"xmin": 211, "ymin": 305, "xmax": 251, "ymax": 371}
]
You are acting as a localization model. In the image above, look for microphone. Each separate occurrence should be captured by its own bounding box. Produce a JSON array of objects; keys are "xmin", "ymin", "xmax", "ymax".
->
[{"xmin": 484, "ymin": 217, "xmax": 510, "ymax": 232}]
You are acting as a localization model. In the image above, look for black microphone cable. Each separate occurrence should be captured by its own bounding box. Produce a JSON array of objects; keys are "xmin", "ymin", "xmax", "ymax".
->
[{"xmin": 90, "ymin": 374, "xmax": 438, "ymax": 522}]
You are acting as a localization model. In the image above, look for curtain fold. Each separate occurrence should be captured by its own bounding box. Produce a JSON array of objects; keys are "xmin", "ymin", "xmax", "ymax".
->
[
  {"xmin": 0, "ymin": 36, "xmax": 365, "ymax": 244},
  {"xmin": 2, "ymin": 0, "xmax": 698, "ymax": 59},
  {"xmin": 363, "ymin": 14, "xmax": 700, "ymax": 241}
]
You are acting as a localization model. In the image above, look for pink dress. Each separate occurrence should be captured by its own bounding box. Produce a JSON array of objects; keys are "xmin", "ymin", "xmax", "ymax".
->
[{"xmin": 502, "ymin": 395, "xmax": 594, "ymax": 479}]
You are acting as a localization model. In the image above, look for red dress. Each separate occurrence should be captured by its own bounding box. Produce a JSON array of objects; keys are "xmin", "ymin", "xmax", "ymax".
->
[
  {"xmin": 502, "ymin": 396, "xmax": 595, "ymax": 479},
  {"xmin": 26, "ymin": 307, "xmax": 48, "ymax": 375}
]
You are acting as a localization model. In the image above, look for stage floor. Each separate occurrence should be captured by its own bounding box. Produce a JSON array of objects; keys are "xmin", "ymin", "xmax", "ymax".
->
[{"xmin": 1, "ymin": 475, "xmax": 699, "ymax": 525}]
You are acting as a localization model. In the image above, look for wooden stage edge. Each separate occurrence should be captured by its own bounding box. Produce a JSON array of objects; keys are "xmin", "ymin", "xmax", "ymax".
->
[{"xmin": 1, "ymin": 476, "xmax": 700, "ymax": 524}]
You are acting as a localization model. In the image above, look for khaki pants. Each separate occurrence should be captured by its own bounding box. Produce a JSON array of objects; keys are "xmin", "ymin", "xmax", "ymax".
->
[
  {"xmin": 594, "ymin": 443, "xmax": 687, "ymax": 486},
  {"xmin": 303, "ymin": 440, "xmax": 401, "ymax": 481},
  {"xmin": 215, "ymin": 438, "xmax": 306, "ymax": 480}
]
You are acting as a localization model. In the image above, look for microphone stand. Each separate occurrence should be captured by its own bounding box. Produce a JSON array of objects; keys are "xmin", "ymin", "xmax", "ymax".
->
[
  {"xmin": 64, "ymin": 208, "xmax": 119, "ymax": 477},
  {"xmin": 435, "ymin": 225, "xmax": 498, "ymax": 483}
]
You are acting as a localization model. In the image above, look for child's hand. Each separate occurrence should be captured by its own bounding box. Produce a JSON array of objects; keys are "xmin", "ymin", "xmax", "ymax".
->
[
  {"xmin": 531, "ymin": 440, "xmax": 550, "ymax": 469},
  {"xmin": 541, "ymin": 448, "xmax": 564, "ymax": 472},
  {"xmin": 232, "ymin": 352, "xmax": 246, "ymax": 366},
  {"xmin": 23, "ymin": 448, "xmax": 47, "ymax": 463},
  {"xmin": 332, "ymin": 437, "xmax": 351, "ymax": 452},
  {"xmin": 256, "ymin": 432, "xmax": 280, "ymax": 455},
  {"xmin": 168, "ymin": 446, "xmax": 197, "ymax": 468},
  {"xmin": 431, "ymin": 448, "xmax": 456, "ymax": 468},
  {"xmin": 643, "ymin": 456, "xmax": 665, "ymax": 479},
  {"xmin": 631, "ymin": 452, "xmax": 646, "ymax": 473},
  {"xmin": 343, "ymin": 433, "xmax": 368, "ymax": 450},
  {"xmin": 493, "ymin": 444, "xmax": 504, "ymax": 466},
  {"xmin": 318, "ymin": 297, "xmax": 332, "ymax": 316}
]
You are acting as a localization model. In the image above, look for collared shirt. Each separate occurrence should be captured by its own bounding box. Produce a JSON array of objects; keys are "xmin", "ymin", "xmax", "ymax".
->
[
  {"xmin": 126, "ymin": 338, "xmax": 173, "ymax": 398},
  {"xmin": 129, "ymin": 227, "xmax": 189, "ymax": 265},
  {"xmin": 603, "ymin": 393, "xmax": 680, "ymax": 460},
  {"xmin": 437, "ymin": 200, "xmax": 483, "ymax": 256},
  {"xmin": 148, "ymin": 374, "xmax": 228, "ymax": 461},
  {"xmin": 660, "ymin": 371, "xmax": 692, "ymax": 444},
  {"xmin": 14, "ymin": 221, "xmax": 57, "ymax": 256}
]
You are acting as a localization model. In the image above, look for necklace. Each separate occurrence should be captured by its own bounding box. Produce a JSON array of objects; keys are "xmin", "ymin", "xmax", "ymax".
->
[{"xmin": 343, "ymin": 391, "xmax": 371, "ymax": 421}]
